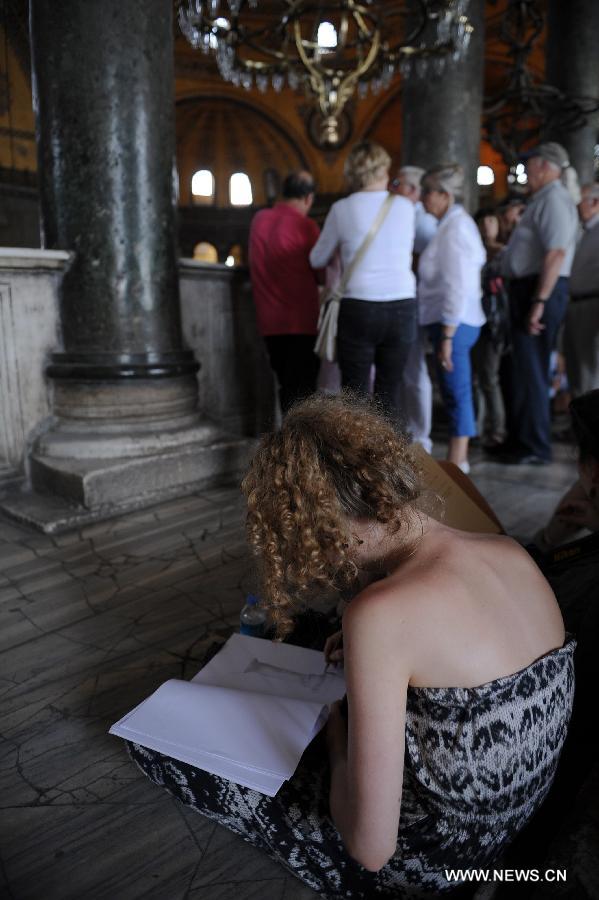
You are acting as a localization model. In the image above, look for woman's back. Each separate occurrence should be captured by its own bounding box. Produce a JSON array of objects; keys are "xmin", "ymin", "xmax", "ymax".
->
[
  {"xmin": 383, "ymin": 527, "xmax": 566, "ymax": 690},
  {"xmin": 347, "ymin": 525, "xmax": 573, "ymax": 879},
  {"xmin": 311, "ymin": 190, "xmax": 416, "ymax": 301}
]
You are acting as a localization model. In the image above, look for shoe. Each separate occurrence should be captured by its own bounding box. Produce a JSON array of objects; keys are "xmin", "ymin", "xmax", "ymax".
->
[
  {"xmin": 481, "ymin": 434, "xmax": 506, "ymax": 451},
  {"xmin": 517, "ymin": 454, "xmax": 550, "ymax": 466},
  {"xmin": 496, "ymin": 452, "xmax": 550, "ymax": 466},
  {"xmin": 483, "ymin": 441, "xmax": 512, "ymax": 456},
  {"xmin": 457, "ymin": 460, "xmax": 470, "ymax": 474}
]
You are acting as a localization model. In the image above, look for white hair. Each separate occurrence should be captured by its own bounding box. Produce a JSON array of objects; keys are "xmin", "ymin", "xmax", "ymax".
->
[
  {"xmin": 398, "ymin": 166, "xmax": 426, "ymax": 190},
  {"xmin": 562, "ymin": 166, "xmax": 581, "ymax": 204},
  {"xmin": 422, "ymin": 164, "xmax": 465, "ymax": 202}
]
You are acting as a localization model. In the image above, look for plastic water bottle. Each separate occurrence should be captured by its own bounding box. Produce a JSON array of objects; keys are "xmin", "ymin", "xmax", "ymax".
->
[{"xmin": 239, "ymin": 594, "xmax": 267, "ymax": 638}]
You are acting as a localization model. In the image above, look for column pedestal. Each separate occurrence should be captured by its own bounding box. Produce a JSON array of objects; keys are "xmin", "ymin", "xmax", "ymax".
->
[{"xmin": 2, "ymin": 0, "xmax": 254, "ymax": 531}]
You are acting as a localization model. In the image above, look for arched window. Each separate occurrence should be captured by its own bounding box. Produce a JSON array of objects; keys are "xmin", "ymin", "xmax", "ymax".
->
[
  {"xmin": 477, "ymin": 165, "xmax": 495, "ymax": 186},
  {"xmin": 507, "ymin": 163, "xmax": 528, "ymax": 186},
  {"xmin": 317, "ymin": 21, "xmax": 337, "ymax": 49},
  {"xmin": 229, "ymin": 172, "xmax": 253, "ymax": 207},
  {"xmin": 192, "ymin": 169, "xmax": 215, "ymax": 205},
  {"xmin": 193, "ymin": 241, "xmax": 218, "ymax": 263}
]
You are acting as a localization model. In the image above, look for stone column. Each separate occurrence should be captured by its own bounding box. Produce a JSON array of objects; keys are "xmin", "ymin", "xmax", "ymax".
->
[
  {"xmin": 20, "ymin": 0, "xmax": 249, "ymax": 527},
  {"xmin": 400, "ymin": 0, "xmax": 485, "ymax": 211},
  {"xmin": 546, "ymin": 0, "xmax": 599, "ymax": 185}
]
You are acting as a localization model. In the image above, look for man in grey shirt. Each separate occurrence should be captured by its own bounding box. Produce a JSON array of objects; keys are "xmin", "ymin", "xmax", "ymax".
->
[
  {"xmin": 498, "ymin": 142, "xmax": 579, "ymax": 464},
  {"xmin": 563, "ymin": 183, "xmax": 599, "ymax": 396}
]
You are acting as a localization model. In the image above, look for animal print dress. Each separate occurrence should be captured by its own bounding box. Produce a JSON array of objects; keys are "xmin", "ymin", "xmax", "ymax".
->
[{"xmin": 127, "ymin": 636, "xmax": 575, "ymax": 898}]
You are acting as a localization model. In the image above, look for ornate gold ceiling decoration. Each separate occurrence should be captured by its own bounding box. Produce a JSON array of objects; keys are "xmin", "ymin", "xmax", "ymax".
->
[{"xmin": 178, "ymin": 1, "xmax": 473, "ymax": 146}]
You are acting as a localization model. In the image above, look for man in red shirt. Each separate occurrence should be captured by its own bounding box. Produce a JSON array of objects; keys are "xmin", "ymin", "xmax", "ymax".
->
[{"xmin": 249, "ymin": 170, "xmax": 321, "ymax": 414}]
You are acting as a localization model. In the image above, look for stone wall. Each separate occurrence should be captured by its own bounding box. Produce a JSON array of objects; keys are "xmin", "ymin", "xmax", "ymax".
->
[
  {"xmin": 0, "ymin": 248, "xmax": 67, "ymax": 473},
  {"xmin": 0, "ymin": 253, "xmax": 276, "ymax": 479},
  {"xmin": 179, "ymin": 260, "xmax": 277, "ymax": 436}
]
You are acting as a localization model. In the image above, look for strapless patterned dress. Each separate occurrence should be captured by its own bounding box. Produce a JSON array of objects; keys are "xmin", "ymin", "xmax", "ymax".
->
[{"xmin": 127, "ymin": 635, "xmax": 575, "ymax": 899}]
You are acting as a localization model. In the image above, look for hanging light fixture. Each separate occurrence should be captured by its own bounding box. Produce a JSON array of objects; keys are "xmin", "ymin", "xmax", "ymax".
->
[
  {"xmin": 483, "ymin": 0, "xmax": 599, "ymax": 165},
  {"xmin": 179, "ymin": 1, "xmax": 474, "ymax": 146}
]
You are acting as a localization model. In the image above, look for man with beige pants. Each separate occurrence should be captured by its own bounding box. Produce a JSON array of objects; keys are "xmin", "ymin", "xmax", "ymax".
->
[
  {"xmin": 391, "ymin": 165, "xmax": 438, "ymax": 450},
  {"xmin": 563, "ymin": 182, "xmax": 599, "ymax": 396}
]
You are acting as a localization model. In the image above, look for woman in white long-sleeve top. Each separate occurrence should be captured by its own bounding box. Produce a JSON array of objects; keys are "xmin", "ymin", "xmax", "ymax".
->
[
  {"xmin": 418, "ymin": 164, "xmax": 487, "ymax": 472},
  {"xmin": 309, "ymin": 141, "xmax": 417, "ymax": 422}
]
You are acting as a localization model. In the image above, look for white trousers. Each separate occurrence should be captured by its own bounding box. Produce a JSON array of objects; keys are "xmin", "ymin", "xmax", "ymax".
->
[
  {"xmin": 563, "ymin": 297, "xmax": 599, "ymax": 396},
  {"xmin": 399, "ymin": 326, "xmax": 433, "ymax": 452}
]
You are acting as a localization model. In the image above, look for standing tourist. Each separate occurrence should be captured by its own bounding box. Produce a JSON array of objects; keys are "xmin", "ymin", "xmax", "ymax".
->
[
  {"xmin": 473, "ymin": 208, "xmax": 510, "ymax": 449},
  {"xmin": 309, "ymin": 142, "xmax": 417, "ymax": 421},
  {"xmin": 563, "ymin": 183, "xmax": 599, "ymax": 396},
  {"xmin": 249, "ymin": 170, "xmax": 321, "ymax": 414},
  {"xmin": 391, "ymin": 165, "xmax": 438, "ymax": 451},
  {"xmin": 497, "ymin": 196, "xmax": 526, "ymax": 244},
  {"xmin": 391, "ymin": 165, "xmax": 438, "ymax": 256},
  {"xmin": 418, "ymin": 164, "xmax": 487, "ymax": 473},
  {"xmin": 499, "ymin": 142, "xmax": 578, "ymax": 464}
]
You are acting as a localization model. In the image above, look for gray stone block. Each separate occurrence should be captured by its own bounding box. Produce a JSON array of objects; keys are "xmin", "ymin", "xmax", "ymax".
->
[{"xmin": 1, "ymin": 436, "xmax": 253, "ymax": 533}]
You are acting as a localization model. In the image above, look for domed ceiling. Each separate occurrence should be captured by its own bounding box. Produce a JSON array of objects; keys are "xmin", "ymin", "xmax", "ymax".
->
[{"xmin": 176, "ymin": 95, "xmax": 309, "ymax": 207}]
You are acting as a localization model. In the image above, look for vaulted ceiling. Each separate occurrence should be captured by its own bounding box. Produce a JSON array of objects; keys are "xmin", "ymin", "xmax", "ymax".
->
[{"xmin": 2, "ymin": 1, "xmax": 549, "ymax": 203}]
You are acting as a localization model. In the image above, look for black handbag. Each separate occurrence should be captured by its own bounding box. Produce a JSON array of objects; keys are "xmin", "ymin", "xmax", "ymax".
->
[{"xmin": 482, "ymin": 267, "xmax": 511, "ymax": 351}]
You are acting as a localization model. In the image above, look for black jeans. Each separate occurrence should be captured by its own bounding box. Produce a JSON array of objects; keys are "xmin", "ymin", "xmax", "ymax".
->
[
  {"xmin": 337, "ymin": 298, "xmax": 417, "ymax": 421},
  {"xmin": 507, "ymin": 275, "xmax": 569, "ymax": 460},
  {"xmin": 264, "ymin": 334, "xmax": 320, "ymax": 415}
]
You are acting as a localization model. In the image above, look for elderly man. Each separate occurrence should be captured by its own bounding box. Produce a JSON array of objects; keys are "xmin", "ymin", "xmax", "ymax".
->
[
  {"xmin": 563, "ymin": 183, "xmax": 599, "ymax": 396},
  {"xmin": 392, "ymin": 165, "xmax": 438, "ymax": 254},
  {"xmin": 391, "ymin": 165, "xmax": 438, "ymax": 451},
  {"xmin": 249, "ymin": 170, "xmax": 321, "ymax": 414},
  {"xmin": 499, "ymin": 142, "xmax": 578, "ymax": 464}
]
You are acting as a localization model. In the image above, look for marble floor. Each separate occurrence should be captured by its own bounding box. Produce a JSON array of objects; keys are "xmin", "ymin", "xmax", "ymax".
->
[{"xmin": 0, "ymin": 437, "xmax": 579, "ymax": 900}]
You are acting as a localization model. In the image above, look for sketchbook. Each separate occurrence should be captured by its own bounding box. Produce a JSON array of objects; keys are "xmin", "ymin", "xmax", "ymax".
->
[
  {"xmin": 110, "ymin": 633, "xmax": 346, "ymax": 796},
  {"xmin": 411, "ymin": 444, "xmax": 503, "ymax": 534}
]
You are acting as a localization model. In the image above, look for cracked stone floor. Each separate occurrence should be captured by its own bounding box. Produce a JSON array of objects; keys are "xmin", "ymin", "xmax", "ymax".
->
[{"xmin": 0, "ymin": 441, "xmax": 578, "ymax": 900}]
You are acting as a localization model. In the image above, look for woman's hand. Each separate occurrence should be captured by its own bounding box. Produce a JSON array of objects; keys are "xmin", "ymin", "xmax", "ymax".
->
[
  {"xmin": 437, "ymin": 338, "xmax": 454, "ymax": 373},
  {"xmin": 324, "ymin": 630, "xmax": 344, "ymax": 665}
]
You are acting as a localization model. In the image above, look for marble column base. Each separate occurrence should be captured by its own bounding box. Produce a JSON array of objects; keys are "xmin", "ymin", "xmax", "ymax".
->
[
  {"xmin": 1, "ymin": 426, "xmax": 253, "ymax": 533},
  {"xmin": 34, "ymin": 419, "xmax": 224, "ymax": 460}
]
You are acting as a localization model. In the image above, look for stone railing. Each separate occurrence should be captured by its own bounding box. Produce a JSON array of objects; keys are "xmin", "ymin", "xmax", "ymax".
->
[
  {"xmin": 0, "ymin": 251, "xmax": 276, "ymax": 479},
  {"xmin": 0, "ymin": 248, "xmax": 68, "ymax": 475}
]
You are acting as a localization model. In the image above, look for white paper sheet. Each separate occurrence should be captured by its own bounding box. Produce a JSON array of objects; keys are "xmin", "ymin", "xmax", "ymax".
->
[
  {"xmin": 192, "ymin": 633, "xmax": 345, "ymax": 703},
  {"xmin": 110, "ymin": 634, "xmax": 346, "ymax": 796}
]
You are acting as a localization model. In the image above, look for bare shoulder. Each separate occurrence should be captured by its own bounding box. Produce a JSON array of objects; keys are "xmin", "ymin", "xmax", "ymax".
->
[{"xmin": 342, "ymin": 574, "xmax": 429, "ymax": 657}]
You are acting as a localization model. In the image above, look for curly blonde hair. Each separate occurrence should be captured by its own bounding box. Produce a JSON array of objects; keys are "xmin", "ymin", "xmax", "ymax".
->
[
  {"xmin": 344, "ymin": 140, "xmax": 391, "ymax": 192},
  {"xmin": 241, "ymin": 393, "xmax": 422, "ymax": 638}
]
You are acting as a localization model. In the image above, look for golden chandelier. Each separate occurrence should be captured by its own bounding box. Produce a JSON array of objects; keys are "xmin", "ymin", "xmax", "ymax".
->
[{"xmin": 179, "ymin": 1, "xmax": 474, "ymax": 145}]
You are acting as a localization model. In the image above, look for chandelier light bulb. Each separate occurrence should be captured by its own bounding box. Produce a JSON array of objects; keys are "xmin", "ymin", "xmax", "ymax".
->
[{"xmin": 317, "ymin": 21, "xmax": 338, "ymax": 50}]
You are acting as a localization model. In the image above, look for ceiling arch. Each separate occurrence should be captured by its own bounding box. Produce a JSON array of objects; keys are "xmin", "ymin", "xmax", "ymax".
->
[{"xmin": 176, "ymin": 94, "xmax": 312, "ymax": 207}]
